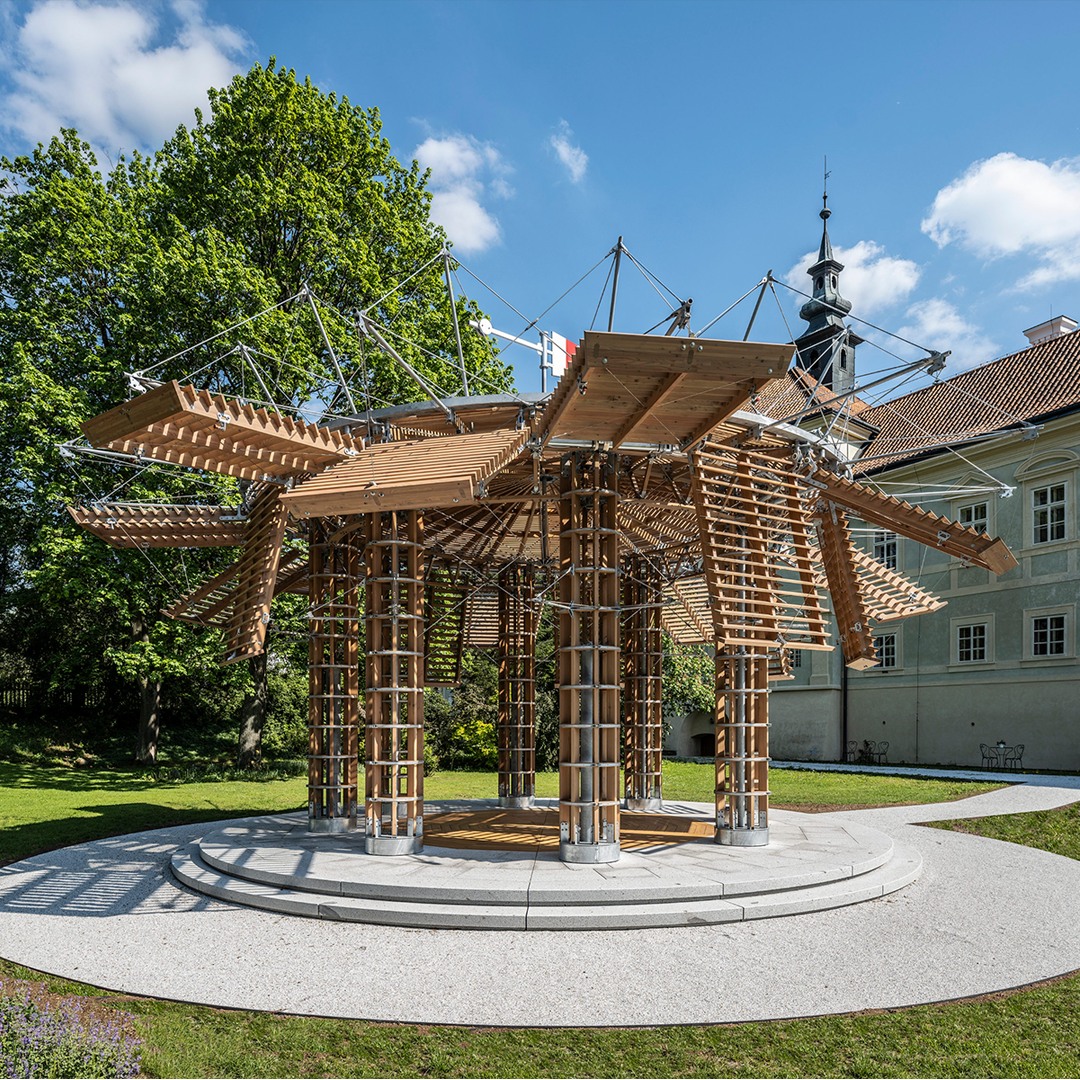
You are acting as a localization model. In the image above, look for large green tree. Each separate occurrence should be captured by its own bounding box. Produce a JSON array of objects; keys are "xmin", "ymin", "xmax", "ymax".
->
[{"xmin": 0, "ymin": 61, "xmax": 512, "ymax": 764}]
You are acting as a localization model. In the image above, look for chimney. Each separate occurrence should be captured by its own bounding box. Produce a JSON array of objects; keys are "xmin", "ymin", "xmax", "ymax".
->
[{"xmin": 1023, "ymin": 315, "xmax": 1078, "ymax": 346}]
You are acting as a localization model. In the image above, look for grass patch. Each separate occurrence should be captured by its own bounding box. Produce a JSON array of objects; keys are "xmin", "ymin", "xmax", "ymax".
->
[
  {"xmin": 0, "ymin": 762, "xmax": 308, "ymax": 867},
  {"xmin": 0, "ymin": 762, "xmax": 1005, "ymax": 868},
  {"xmin": 663, "ymin": 761, "xmax": 1005, "ymax": 810},
  {"xmin": 925, "ymin": 800, "xmax": 1080, "ymax": 861},
  {"xmin": 2, "ymin": 955, "xmax": 1080, "ymax": 1078},
  {"xmin": 0, "ymin": 761, "xmax": 1072, "ymax": 1076}
]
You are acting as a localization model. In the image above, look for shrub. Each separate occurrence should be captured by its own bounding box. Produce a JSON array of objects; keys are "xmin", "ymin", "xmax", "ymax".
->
[
  {"xmin": 0, "ymin": 991, "xmax": 141, "ymax": 1078},
  {"xmin": 263, "ymin": 669, "xmax": 309, "ymax": 759}
]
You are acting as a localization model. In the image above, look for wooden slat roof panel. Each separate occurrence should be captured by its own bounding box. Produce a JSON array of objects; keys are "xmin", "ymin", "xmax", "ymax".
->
[
  {"xmin": 541, "ymin": 332, "xmax": 791, "ymax": 448},
  {"xmin": 282, "ymin": 428, "xmax": 529, "ymax": 517},
  {"xmin": 68, "ymin": 503, "xmax": 247, "ymax": 548},
  {"xmin": 82, "ymin": 380, "xmax": 363, "ymax": 480}
]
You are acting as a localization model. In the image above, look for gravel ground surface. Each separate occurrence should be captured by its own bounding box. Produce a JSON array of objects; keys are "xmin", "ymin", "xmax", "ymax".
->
[{"xmin": 1, "ymin": 782, "xmax": 1078, "ymax": 1027}]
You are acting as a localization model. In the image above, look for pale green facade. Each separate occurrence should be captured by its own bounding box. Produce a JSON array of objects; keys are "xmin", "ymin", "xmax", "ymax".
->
[{"xmin": 771, "ymin": 404, "xmax": 1080, "ymax": 770}]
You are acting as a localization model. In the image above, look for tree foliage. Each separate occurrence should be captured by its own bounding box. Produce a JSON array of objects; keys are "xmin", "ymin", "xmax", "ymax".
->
[{"xmin": 0, "ymin": 60, "xmax": 513, "ymax": 762}]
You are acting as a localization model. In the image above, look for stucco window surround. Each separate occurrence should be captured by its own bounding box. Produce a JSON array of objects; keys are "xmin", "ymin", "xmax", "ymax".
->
[
  {"xmin": 872, "ymin": 529, "xmax": 900, "ymax": 571},
  {"xmin": 1015, "ymin": 451, "xmax": 1079, "ymax": 555},
  {"xmin": 949, "ymin": 612, "xmax": 996, "ymax": 668},
  {"xmin": 868, "ymin": 628, "xmax": 901, "ymax": 672},
  {"xmin": 1022, "ymin": 603, "xmax": 1076, "ymax": 663}
]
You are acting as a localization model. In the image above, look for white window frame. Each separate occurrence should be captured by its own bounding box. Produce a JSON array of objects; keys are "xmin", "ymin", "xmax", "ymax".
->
[
  {"xmin": 1016, "ymin": 453, "xmax": 1078, "ymax": 554},
  {"xmin": 873, "ymin": 529, "xmax": 899, "ymax": 571},
  {"xmin": 1023, "ymin": 604, "xmax": 1075, "ymax": 662},
  {"xmin": 1032, "ymin": 482, "xmax": 1068, "ymax": 546},
  {"xmin": 949, "ymin": 613, "xmax": 995, "ymax": 668},
  {"xmin": 957, "ymin": 500, "xmax": 989, "ymax": 535},
  {"xmin": 871, "ymin": 630, "xmax": 899, "ymax": 671}
]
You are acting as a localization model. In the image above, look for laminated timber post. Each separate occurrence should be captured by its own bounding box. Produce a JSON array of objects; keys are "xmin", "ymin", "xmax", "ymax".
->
[
  {"xmin": 714, "ymin": 448, "xmax": 772, "ymax": 846},
  {"xmin": 307, "ymin": 520, "xmax": 361, "ymax": 832},
  {"xmin": 714, "ymin": 642, "xmax": 770, "ymax": 845},
  {"xmin": 558, "ymin": 450, "xmax": 621, "ymax": 864},
  {"xmin": 497, "ymin": 563, "xmax": 537, "ymax": 808},
  {"xmin": 690, "ymin": 443, "xmax": 781, "ymax": 847},
  {"xmin": 364, "ymin": 509, "xmax": 425, "ymax": 855},
  {"xmin": 621, "ymin": 554, "xmax": 663, "ymax": 811}
]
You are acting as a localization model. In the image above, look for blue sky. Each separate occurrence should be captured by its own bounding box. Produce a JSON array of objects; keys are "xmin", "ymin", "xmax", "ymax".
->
[{"xmin": 3, "ymin": 0, "xmax": 1080, "ymax": 398}]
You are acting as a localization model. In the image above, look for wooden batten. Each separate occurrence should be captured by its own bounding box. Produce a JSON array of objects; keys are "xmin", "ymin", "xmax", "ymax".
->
[
  {"xmin": 848, "ymin": 547, "xmax": 946, "ymax": 624},
  {"xmin": 424, "ymin": 561, "xmax": 467, "ymax": 687},
  {"xmin": 82, "ymin": 380, "xmax": 363, "ymax": 481},
  {"xmin": 805, "ymin": 466, "xmax": 1019, "ymax": 574},
  {"xmin": 222, "ymin": 485, "xmax": 290, "ymax": 664},
  {"xmin": 662, "ymin": 578, "xmax": 714, "ymax": 645},
  {"xmin": 690, "ymin": 443, "xmax": 833, "ymax": 653},
  {"xmin": 814, "ymin": 503, "xmax": 878, "ymax": 670},
  {"xmin": 165, "ymin": 549, "xmax": 305, "ymax": 628},
  {"xmin": 540, "ymin": 331, "xmax": 790, "ymax": 449},
  {"xmin": 69, "ymin": 503, "xmax": 247, "ymax": 548},
  {"xmin": 281, "ymin": 428, "xmax": 528, "ymax": 517}
]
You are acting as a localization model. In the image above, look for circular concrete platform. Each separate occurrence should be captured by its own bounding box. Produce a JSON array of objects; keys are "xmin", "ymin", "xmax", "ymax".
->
[
  {"xmin": 5, "ymin": 785, "xmax": 1080, "ymax": 1025},
  {"xmin": 170, "ymin": 800, "xmax": 921, "ymax": 929}
]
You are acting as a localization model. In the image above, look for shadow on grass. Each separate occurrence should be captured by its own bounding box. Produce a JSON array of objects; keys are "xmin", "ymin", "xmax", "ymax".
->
[
  {"xmin": 1, "ymin": 800, "xmax": 305, "ymax": 867},
  {"xmin": 0, "ymin": 762, "xmax": 178, "ymax": 794}
]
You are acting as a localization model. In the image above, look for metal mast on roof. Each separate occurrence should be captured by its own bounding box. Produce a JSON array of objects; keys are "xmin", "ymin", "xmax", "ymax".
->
[
  {"xmin": 443, "ymin": 245, "xmax": 470, "ymax": 396},
  {"xmin": 607, "ymin": 236, "xmax": 624, "ymax": 332}
]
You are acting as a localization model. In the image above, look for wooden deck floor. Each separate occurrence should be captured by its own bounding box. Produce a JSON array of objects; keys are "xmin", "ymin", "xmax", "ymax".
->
[{"xmin": 423, "ymin": 807, "xmax": 714, "ymax": 852}]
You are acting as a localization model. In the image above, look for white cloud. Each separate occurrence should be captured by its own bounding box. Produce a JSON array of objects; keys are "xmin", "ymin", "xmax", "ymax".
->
[
  {"xmin": 922, "ymin": 152, "xmax": 1080, "ymax": 289},
  {"xmin": 785, "ymin": 240, "xmax": 921, "ymax": 316},
  {"xmin": 549, "ymin": 119, "xmax": 587, "ymax": 183},
  {"xmin": 0, "ymin": 1, "xmax": 249, "ymax": 153},
  {"xmin": 413, "ymin": 134, "xmax": 511, "ymax": 255},
  {"xmin": 897, "ymin": 298, "xmax": 999, "ymax": 372}
]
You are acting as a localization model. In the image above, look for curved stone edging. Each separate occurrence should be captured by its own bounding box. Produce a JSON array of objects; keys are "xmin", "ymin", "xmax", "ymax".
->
[{"xmin": 170, "ymin": 808, "xmax": 918, "ymax": 930}]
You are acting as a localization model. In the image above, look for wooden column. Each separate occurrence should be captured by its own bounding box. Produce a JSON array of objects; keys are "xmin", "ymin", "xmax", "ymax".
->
[
  {"xmin": 558, "ymin": 451, "xmax": 620, "ymax": 864},
  {"xmin": 497, "ymin": 564, "xmax": 537, "ymax": 807},
  {"xmin": 307, "ymin": 520, "xmax": 361, "ymax": 832},
  {"xmin": 364, "ymin": 509, "xmax": 425, "ymax": 855},
  {"xmin": 621, "ymin": 555, "xmax": 663, "ymax": 811}
]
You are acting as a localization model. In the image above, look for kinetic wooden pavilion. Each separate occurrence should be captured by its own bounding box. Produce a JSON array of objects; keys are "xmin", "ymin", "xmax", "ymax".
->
[{"xmin": 70, "ymin": 331, "xmax": 1017, "ymax": 862}]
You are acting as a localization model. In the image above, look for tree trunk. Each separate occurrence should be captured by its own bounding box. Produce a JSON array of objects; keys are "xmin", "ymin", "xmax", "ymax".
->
[
  {"xmin": 132, "ymin": 616, "xmax": 161, "ymax": 765},
  {"xmin": 135, "ymin": 675, "xmax": 161, "ymax": 764},
  {"xmin": 237, "ymin": 651, "xmax": 268, "ymax": 769}
]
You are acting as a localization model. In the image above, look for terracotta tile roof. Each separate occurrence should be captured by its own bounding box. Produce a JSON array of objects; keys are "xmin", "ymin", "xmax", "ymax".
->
[
  {"xmin": 855, "ymin": 330, "xmax": 1080, "ymax": 473},
  {"xmin": 757, "ymin": 366, "xmax": 873, "ymax": 423}
]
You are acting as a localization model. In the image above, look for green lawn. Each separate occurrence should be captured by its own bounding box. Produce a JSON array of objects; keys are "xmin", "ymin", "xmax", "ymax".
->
[
  {"xmin": 0, "ymin": 762, "xmax": 1004, "ymax": 866},
  {"xmin": 4, "ymin": 762, "xmax": 1073, "ymax": 1078},
  {"xmin": 925, "ymin": 799, "xmax": 1080, "ymax": 861}
]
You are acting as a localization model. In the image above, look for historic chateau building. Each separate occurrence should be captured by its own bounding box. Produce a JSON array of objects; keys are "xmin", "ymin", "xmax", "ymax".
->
[{"xmin": 670, "ymin": 203, "xmax": 1080, "ymax": 770}]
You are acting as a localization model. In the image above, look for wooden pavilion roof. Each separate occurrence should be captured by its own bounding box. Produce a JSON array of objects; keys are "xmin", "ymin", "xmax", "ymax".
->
[{"xmin": 68, "ymin": 329, "xmax": 1020, "ymax": 670}]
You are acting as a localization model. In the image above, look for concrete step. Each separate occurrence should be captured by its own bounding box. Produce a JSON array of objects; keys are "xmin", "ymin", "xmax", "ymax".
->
[
  {"xmin": 192, "ymin": 812, "xmax": 895, "ymax": 907},
  {"xmin": 170, "ymin": 840, "xmax": 921, "ymax": 931}
]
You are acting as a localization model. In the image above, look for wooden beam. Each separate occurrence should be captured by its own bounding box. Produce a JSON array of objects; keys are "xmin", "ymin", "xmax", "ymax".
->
[
  {"xmin": 815, "ymin": 503, "xmax": 878, "ymax": 670},
  {"xmin": 221, "ymin": 485, "xmax": 289, "ymax": 664},
  {"xmin": 805, "ymin": 466, "xmax": 1019, "ymax": 574},
  {"xmin": 612, "ymin": 372, "xmax": 688, "ymax": 448}
]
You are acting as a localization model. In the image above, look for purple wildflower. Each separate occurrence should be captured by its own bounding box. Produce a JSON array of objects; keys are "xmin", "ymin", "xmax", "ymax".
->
[{"xmin": 0, "ymin": 990, "xmax": 141, "ymax": 1078}]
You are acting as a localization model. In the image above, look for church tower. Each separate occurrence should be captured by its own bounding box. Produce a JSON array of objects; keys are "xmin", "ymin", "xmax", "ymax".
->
[{"xmin": 794, "ymin": 193, "xmax": 861, "ymax": 395}]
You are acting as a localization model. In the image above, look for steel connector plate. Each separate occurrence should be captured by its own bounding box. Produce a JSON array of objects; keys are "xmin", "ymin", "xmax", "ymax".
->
[
  {"xmin": 499, "ymin": 795, "xmax": 536, "ymax": 809},
  {"xmin": 559, "ymin": 840, "xmax": 620, "ymax": 864},
  {"xmin": 365, "ymin": 834, "xmax": 424, "ymax": 856},
  {"xmin": 308, "ymin": 815, "xmax": 356, "ymax": 834},
  {"xmin": 715, "ymin": 826, "xmax": 770, "ymax": 847}
]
